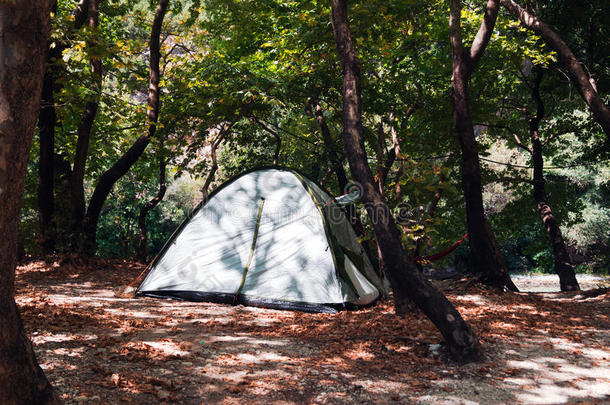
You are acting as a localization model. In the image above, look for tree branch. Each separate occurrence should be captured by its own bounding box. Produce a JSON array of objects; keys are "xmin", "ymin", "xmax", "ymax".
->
[
  {"xmin": 500, "ymin": 0, "xmax": 610, "ymax": 138},
  {"xmin": 83, "ymin": 0, "xmax": 170, "ymax": 250},
  {"xmin": 474, "ymin": 122, "xmax": 532, "ymax": 154},
  {"xmin": 469, "ymin": 0, "xmax": 500, "ymax": 68},
  {"xmin": 251, "ymin": 115, "xmax": 281, "ymax": 165}
]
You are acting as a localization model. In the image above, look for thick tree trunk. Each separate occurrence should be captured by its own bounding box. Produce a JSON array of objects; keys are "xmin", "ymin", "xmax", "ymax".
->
[
  {"xmin": 528, "ymin": 72, "xmax": 580, "ymax": 291},
  {"xmin": 449, "ymin": 0, "xmax": 516, "ymax": 290},
  {"xmin": 36, "ymin": 0, "xmax": 91, "ymax": 254},
  {"xmin": 37, "ymin": 42, "xmax": 61, "ymax": 253},
  {"xmin": 70, "ymin": 0, "xmax": 101, "ymax": 236},
  {"xmin": 137, "ymin": 158, "xmax": 167, "ymax": 261},
  {"xmin": 83, "ymin": 0, "xmax": 170, "ymax": 252},
  {"xmin": 499, "ymin": 0, "xmax": 610, "ymax": 139},
  {"xmin": 0, "ymin": 2, "xmax": 60, "ymax": 403},
  {"xmin": 331, "ymin": 0, "xmax": 479, "ymax": 362}
]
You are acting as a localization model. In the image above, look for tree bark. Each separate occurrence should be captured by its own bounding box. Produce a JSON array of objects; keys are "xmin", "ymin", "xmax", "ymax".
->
[
  {"xmin": 375, "ymin": 123, "xmax": 386, "ymax": 194},
  {"xmin": 36, "ymin": 0, "xmax": 92, "ymax": 254},
  {"xmin": 449, "ymin": 0, "xmax": 516, "ymax": 290},
  {"xmin": 500, "ymin": 0, "xmax": 610, "ymax": 139},
  {"xmin": 70, "ymin": 0, "xmax": 101, "ymax": 236},
  {"xmin": 73, "ymin": 0, "xmax": 91, "ymax": 29},
  {"xmin": 311, "ymin": 99, "xmax": 366, "ymax": 229},
  {"xmin": 137, "ymin": 158, "xmax": 167, "ymax": 261},
  {"xmin": 313, "ymin": 99, "xmax": 349, "ymax": 192},
  {"xmin": 201, "ymin": 130, "xmax": 224, "ymax": 198},
  {"xmin": 37, "ymin": 35, "xmax": 62, "ymax": 254},
  {"xmin": 0, "ymin": 2, "xmax": 61, "ymax": 403},
  {"xmin": 201, "ymin": 147, "xmax": 219, "ymax": 199},
  {"xmin": 331, "ymin": 0, "xmax": 480, "ymax": 362},
  {"xmin": 391, "ymin": 119, "xmax": 405, "ymax": 200},
  {"xmin": 528, "ymin": 72, "xmax": 580, "ymax": 291},
  {"xmin": 83, "ymin": 0, "xmax": 170, "ymax": 252}
]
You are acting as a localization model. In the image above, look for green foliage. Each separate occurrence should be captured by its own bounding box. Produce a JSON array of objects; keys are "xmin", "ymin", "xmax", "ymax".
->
[{"xmin": 18, "ymin": 0, "xmax": 609, "ymax": 276}]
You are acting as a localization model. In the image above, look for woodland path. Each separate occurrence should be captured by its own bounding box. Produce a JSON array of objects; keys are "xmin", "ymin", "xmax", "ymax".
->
[{"xmin": 15, "ymin": 259, "xmax": 610, "ymax": 404}]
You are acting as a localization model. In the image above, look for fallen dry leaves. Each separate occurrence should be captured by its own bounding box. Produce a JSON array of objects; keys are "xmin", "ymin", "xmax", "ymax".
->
[{"xmin": 13, "ymin": 258, "xmax": 610, "ymax": 404}]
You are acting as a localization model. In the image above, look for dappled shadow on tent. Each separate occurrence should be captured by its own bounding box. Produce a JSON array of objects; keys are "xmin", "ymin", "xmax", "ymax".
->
[{"xmin": 137, "ymin": 168, "xmax": 375, "ymax": 310}]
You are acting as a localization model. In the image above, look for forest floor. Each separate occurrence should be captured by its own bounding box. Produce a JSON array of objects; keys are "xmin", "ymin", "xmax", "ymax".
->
[{"xmin": 15, "ymin": 258, "xmax": 610, "ymax": 405}]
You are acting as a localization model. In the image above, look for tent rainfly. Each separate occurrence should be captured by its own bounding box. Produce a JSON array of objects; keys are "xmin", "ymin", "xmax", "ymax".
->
[{"xmin": 136, "ymin": 167, "xmax": 385, "ymax": 313}]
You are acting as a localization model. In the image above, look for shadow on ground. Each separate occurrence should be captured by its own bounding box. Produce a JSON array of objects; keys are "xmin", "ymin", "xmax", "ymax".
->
[{"xmin": 15, "ymin": 259, "xmax": 610, "ymax": 404}]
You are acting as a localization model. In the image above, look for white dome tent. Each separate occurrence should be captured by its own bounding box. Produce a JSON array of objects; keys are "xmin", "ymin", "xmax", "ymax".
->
[{"xmin": 136, "ymin": 167, "xmax": 385, "ymax": 313}]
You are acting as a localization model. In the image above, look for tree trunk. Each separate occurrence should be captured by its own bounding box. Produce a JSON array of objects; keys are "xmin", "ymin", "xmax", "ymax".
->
[
  {"xmin": 201, "ymin": 134, "xmax": 222, "ymax": 198},
  {"xmin": 201, "ymin": 120, "xmax": 236, "ymax": 198},
  {"xmin": 528, "ymin": 72, "xmax": 580, "ymax": 291},
  {"xmin": 37, "ymin": 39, "xmax": 62, "ymax": 254},
  {"xmin": 312, "ymin": 99, "xmax": 365, "ymax": 229},
  {"xmin": 70, "ymin": 0, "xmax": 101, "ymax": 238},
  {"xmin": 36, "ymin": 0, "xmax": 92, "ymax": 254},
  {"xmin": 73, "ymin": 0, "xmax": 91, "ymax": 29},
  {"xmin": 137, "ymin": 158, "xmax": 167, "ymax": 261},
  {"xmin": 449, "ymin": 0, "xmax": 516, "ymax": 290},
  {"xmin": 391, "ymin": 120, "xmax": 405, "ymax": 200},
  {"xmin": 500, "ymin": 0, "xmax": 610, "ymax": 139},
  {"xmin": 331, "ymin": 0, "xmax": 480, "ymax": 362},
  {"xmin": 83, "ymin": 0, "xmax": 170, "ymax": 252},
  {"xmin": 313, "ymin": 99, "xmax": 349, "ymax": 191},
  {"xmin": 0, "ymin": 2, "xmax": 60, "ymax": 403}
]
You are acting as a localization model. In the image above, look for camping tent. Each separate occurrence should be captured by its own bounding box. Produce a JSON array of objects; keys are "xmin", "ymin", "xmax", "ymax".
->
[{"xmin": 136, "ymin": 167, "xmax": 385, "ymax": 313}]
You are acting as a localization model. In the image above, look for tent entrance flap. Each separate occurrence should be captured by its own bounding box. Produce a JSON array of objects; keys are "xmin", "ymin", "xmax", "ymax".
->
[{"xmin": 235, "ymin": 197, "xmax": 265, "ymax": 299}]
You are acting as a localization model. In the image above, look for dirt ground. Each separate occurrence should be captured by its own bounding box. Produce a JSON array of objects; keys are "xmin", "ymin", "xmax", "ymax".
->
[{"xmin": 15, "ymin": 259, "xmax": 610, "ymax": 404}]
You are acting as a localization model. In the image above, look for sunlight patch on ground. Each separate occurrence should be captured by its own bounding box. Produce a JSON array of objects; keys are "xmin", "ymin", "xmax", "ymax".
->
[
  {"xmin": 452, "ymin": 294, "xmax": 491, "ymax": 305},
  {"xmin": 31, "ymin": 333, "xmax": 98, "ymax": 345},
  {"xmin": 203, "ymin": 365, "xmax": 291, "ymax": 382},
  {"xmin": 206, "ymin": 335, "xmax": 289, "ymax": 347},
  {"xmin": 352, "ymin": 379, "xmax": 410, "ymax": 394},
  {"xmin": 41, "ymin": 293, "xmax": 131, "ymax": 306},
  {"xmin": 49, "ymin": 347, "xmax": 86, "ymax": 358},
  {"xmin": 490, "ymin": 321, "xmax": 518, "ymax": 331},
  {"xmin": 139, "ymin": 340, "xmax": 191, "ymax": 357},
  {"xmin": 225, "ymin": 351, "xmax": 291, "ymax": 364},
  {"xmin": 343, "ymin": 347, "xmax": 376, "ymax": 360},
  {"xmin": 501, "ymin": 346, "xmax": 610, "ymax": 404},
  {"xmin": 107, "ymin": 308, "xmax": 166, "ymax": 319},
  {"xmin": 513, "ymin": 274, "xmax": 609, "ymax": 292},
  {"xmin": 415, "ymin": 395, "xmax": 480, "ymax": 405}
]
